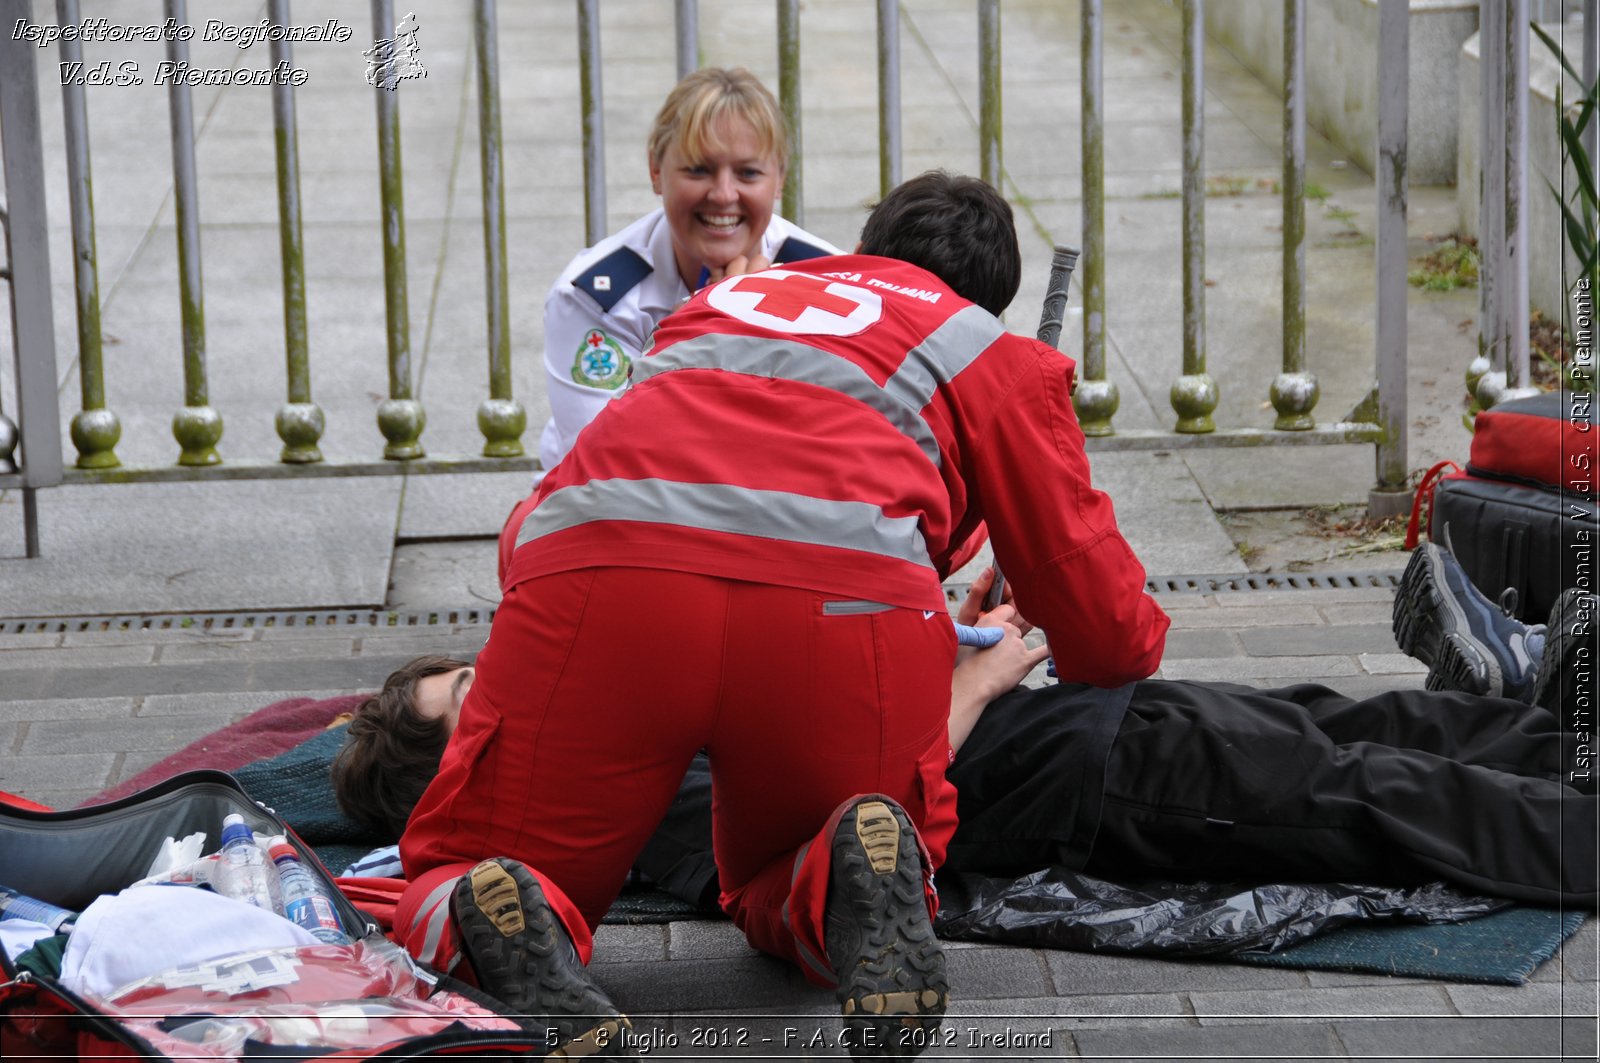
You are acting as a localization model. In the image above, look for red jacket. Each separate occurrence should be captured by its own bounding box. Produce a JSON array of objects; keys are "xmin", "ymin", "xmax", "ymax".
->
[{"xmin": 508, "ymin": 255, "xmax": 1167, "ymax": 686}]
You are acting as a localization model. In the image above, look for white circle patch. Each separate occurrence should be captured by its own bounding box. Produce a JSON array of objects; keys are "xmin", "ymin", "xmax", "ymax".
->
[{"xmin": 706, "ymin": 270, "xmax": 882, "ymax": 336}]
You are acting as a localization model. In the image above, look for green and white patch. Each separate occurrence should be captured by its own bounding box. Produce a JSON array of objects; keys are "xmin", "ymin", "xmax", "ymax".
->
[{"xmin": 571, "ymin": 329, "xmax": 631, "ymax": 390}]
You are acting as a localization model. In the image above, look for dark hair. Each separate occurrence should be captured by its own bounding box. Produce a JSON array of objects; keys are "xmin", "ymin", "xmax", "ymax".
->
[
  {"xmin": 331, "ymin": 654, "xmax": 469, "ymax": 840},
  {"xmin": 857, "ymin": 170, "xmax": 1021, "ymax": 316}
]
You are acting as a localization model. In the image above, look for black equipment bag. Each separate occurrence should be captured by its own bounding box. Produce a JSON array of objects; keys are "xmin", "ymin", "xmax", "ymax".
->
[
  {"xmin": 1429, "ymin": 390, "xmax": 1598, "ymax": 623},
  {"xmin": 0, "ymin": 770, "xmax": 544, "ymax": 1060}
]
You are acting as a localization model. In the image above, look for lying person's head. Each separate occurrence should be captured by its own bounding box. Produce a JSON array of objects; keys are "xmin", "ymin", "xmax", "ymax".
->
[
  {"xmin": 857, "ymin": 169, "xmax": 1022, "ymax": 317},
  {"xmin": 331, "ymin": 654, "xmax": 472, "ymax": 839}
]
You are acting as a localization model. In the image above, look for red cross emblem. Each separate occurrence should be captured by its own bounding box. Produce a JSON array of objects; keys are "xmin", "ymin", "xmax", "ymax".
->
[
  {"xmin": 708, "ymin": 269, "xmax": 882, "ymax": 336},
  {"xmin": 586, "ymin": 330, "xmax": 604, "ymax": 348},
  {"xmin": 730, "ymin": 274, "xmax": 859, "ymax": 322}
]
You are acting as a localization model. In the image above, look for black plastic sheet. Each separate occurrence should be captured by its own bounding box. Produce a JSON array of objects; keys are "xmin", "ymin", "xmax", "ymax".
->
[{"xmin": 933, "ymin": 867, "xmax": 1510, "ymax": 956}]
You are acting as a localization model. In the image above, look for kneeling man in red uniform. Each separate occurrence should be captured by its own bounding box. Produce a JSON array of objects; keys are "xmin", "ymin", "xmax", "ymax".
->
[{"xmin": 397, "ymin": 171, "xmax": 1169, "ymax": 1059}]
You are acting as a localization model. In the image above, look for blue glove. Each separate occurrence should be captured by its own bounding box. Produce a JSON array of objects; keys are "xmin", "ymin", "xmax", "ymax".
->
[{"xmin": 954, "ymin": 623, "xmax": 1005, "ymax": 649}]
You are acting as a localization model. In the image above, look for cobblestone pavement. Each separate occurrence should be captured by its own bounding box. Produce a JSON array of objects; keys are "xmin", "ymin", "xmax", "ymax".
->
[{"xmin": 4, "ymin": 581, "xmax": 1595, "ymax": 1060}]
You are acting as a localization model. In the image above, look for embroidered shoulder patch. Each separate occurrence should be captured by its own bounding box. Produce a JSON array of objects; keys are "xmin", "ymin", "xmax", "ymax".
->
[{"xmin": 571, "ymin": 329, "xmax": 631, "ymax": 390}]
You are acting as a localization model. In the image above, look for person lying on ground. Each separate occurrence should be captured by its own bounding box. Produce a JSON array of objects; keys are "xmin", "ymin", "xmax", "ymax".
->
[
  {"xmin": 389, "ymin": 169, "xmax": 1169, "ymax": 1060},
  {"xmin": 335, "ymin": 561, "xmax": 1597, "ymax": 931}
]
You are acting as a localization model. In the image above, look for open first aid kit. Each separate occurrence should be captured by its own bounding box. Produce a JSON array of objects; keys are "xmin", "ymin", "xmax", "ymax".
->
[{"xmin": 1, "ymin": 770, "xmax": 545, "ymax": 1059}]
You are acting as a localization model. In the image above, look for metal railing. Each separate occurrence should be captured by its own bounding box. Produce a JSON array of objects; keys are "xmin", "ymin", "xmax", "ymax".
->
[{"xmin": 6, "ymin": 0, "xmax": 1572, "ymax": 557}]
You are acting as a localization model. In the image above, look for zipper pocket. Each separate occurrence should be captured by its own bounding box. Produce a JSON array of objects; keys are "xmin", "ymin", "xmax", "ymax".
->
[{"xmin": 822, "ymin": 600, "xmax": 894, "ymax": 616}]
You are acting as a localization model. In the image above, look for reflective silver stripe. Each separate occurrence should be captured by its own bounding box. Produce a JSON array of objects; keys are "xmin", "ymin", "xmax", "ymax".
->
[
  {"xmin": 883, "ymin": 303, "xmax": 1008, "ymax": 417},
  {"xmin": 633, "ymin": 334, "xmax": 941, "ymax": 466},
  {"xmin": 516, "ymin": 478, "xmax": 934, "ymax": 570},
  {"xmin": 415, "ymin": 878, "xmax": 458, "ymax": 967},
  {"xmin": 783, "ymin": 839, "xmax": 837, "ymax": 983}
]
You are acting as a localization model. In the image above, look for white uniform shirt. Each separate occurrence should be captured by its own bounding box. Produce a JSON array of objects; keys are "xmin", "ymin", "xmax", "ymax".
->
[{"xmin": 538, "ymin": 208, "xmax": 840, "ymax": 470}]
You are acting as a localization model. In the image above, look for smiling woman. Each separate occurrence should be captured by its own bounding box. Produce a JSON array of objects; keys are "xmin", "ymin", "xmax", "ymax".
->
[{"xmin": 536, "ymin": 67, "xmax": 840, "ymax": 472}]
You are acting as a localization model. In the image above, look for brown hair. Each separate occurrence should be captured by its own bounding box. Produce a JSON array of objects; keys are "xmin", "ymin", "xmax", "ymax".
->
[
  {"xmin": 647, "ymin": 67, "xmax": 788, "ymax": 173},
  {"xmin": 331, "ymin": 655, "xmax": 469, "ymax": 840},
  {"xmin": 858, "ymin": 170, "xmax": 1021, "ymax": 316}
]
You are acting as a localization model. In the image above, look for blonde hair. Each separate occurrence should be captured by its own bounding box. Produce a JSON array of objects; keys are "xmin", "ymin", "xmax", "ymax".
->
[{"xmin": 648, "ymin": 67, "xmax": 789, "ymax": 173}]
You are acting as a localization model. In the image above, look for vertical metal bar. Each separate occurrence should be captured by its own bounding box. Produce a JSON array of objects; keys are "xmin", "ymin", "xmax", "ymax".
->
[
  {"xmin": 56, "ymin": 0, "xmax": 119, "ymax": 469},
  {"xmin": 1173, "ymin": 0, "xmax": 1217, "ymax": 433},
  {"xmin": 1586, "ymin": 0, "xmax": 1598, "ymax": 190},
  {"xmin": 577, "ymin": 0, "xmax": 607, "ymax": 245},
  {"xmin": 1272, "ymin": 0, "xmax": 1318, "ymax": 430},
  {"xmin": 269, "ymin": 0, "xmax": 323, "ymax": 464},
  {"xmin": 1505, "ymin": 0, "xmax": 1532, "ymax": 394},
  {"xmin": 164, "ymin": 0, "xmax": 222, "ymax": 465},
  {"xmin": 877, "ymin": 0, "xmax": 902, "ymax": 198},
  {"xmin": 1371, "ymin": 0, "xmax": 1410, "ymax": 516},
  {"xmin": 371, "ymin": 0, "xmax": 424, "ymax": 458},
  {"xmin": 978, "ymin": 0, "xmax": 1002, "ymax": 188},
  {"xmin": 778, "ymin": 0, "xmax": 803, "ymax": 222},
  {"xmin": 1473, "ymin": 0, "xmax": 1506, "ymax": 412},
  {"xmin": 1075, "ymin": 0, "xmax": 1118, "ymax": 437},
  {"xmin": 675, "ymin": 0, "xmax": 698, "ymax": 80},
  {"xmin": 0, "ymin": 0, "xmax": 66, "ymax": 556},
  {"xmin": 475, "ymin": 0, "xmax": 525, "ymax": 458}
]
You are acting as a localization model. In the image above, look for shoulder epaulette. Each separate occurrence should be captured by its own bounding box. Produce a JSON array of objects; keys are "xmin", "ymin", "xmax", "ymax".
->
[
  {"xmin": 573, "ymin": 246, "xmax": 653, "ymax": 312},
  {"xmin": 773, "ymin": 236, "xmax": 834, "ymax": 264}
]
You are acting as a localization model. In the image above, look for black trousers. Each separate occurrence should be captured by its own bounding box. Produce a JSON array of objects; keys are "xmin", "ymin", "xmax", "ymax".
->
[
  {"xmin": 635, "ymin": 682, "xmax": 1598, "ymax": 909},
  {"xmin": 1086, "ymin": 681, "xmax": 1596, "ymax": 907}
]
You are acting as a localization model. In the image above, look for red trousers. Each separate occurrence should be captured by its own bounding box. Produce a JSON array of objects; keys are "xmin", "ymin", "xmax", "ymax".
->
[{"xmin": 399, "ymin": 567, "xmax": 959, "ymax": 984}]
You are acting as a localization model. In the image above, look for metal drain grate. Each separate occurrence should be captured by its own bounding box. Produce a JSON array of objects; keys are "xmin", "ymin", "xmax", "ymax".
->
[
  {"xmin": 2, "ymin": 571, "xmax": 1404, "ymax": 633},
  {"xmin": 942, "ymin": 569, "xmax": 1402, "ymax": 606},
  {"xmin": 0, "ymin": 606, "xmax": 499, "ymax": 635},
  {"xmin": 1147, "ymin": 570, "xmax": 1403, "ymax": 595}
]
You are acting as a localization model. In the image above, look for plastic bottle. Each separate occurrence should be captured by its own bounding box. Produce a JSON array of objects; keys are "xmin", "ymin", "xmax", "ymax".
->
[
  {"xmin": 266, "ymin": 836, "xmax": 350, "ymax": 945},
  {"xmin": 0, "ymin": 884, "xmax": 78, "ymax": 932},
  {"xmin": 214, "ymin": 813, "xmax": 277, "ymax": 911}
]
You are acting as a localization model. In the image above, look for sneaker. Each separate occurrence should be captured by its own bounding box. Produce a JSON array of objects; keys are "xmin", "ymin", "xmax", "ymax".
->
[
  {"xmin": 1393, "ymin": 542, "xmax": 1541, "ymax": 699},
  {"xmin": 825, "ymin": 796, "xmax": 949, "ymax": 1059},
  {"xmin": 451, "ymin": 858, "xmax": 634, "ymax": 1058},
  {"xmin": 1531, "ymin": 588, "xmax": 1596, "ymax": 721}
]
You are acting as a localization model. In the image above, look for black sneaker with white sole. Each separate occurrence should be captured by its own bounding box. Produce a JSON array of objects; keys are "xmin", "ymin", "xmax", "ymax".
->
[
  {"xmin": 1531, "ymin": 588, "xmax": 1596, "ymax": 721},
  {"xmin": 451, "ymin": 857, "xmax": 634, "ymax": 1059},
  {"xmin": 824, "ymin": 796, "xmax": 949, "ymax": 1059},
  {"xmin": 1393, "ymin": 542, "xmax": 1543, "ymax": 700}
]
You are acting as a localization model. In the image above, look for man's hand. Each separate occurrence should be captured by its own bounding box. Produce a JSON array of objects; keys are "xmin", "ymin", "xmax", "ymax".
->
[{"xmin": 704, "ymin": 253, "xmax": 773, "ymax": 286}]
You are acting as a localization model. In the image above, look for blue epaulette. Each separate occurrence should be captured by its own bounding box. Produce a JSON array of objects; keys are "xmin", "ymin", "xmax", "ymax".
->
[
  {"xmin": 773, "ymin": 236, "xmax": 834, "ymax": 264},
  {"xmin": 573, "ymin": 246, "xmax": 652, "ymax": 312}
]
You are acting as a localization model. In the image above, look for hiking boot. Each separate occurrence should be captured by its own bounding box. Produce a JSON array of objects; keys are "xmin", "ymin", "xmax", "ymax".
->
[
  {"xmin": 1393, "ymin": 542, "xmax": 1541, "ymax": 700},
  {"xmin": 824, "ymin": 796, "xmax": 949, "ymax": 1059},
  {"xmin": 451, "ymin": 858, "xmax": 634, "ymax": 1059},
  {"xmin": 1531, "ymin": 588, "xmax": 1596, "ymax": 721}
]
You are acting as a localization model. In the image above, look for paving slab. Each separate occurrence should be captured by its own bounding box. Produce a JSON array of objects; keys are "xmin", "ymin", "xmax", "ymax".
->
[
  {"xmin": 0, "ymin": 479, "xmax": 401, "ymax": 618},
  {"xmin": 1332, "ymin": 1015, "xmax": 1598, "ymax": 1062},
  {"xmin": 1076, "ymin": 1020, "xmax": 1343, "ymax": 1062}
]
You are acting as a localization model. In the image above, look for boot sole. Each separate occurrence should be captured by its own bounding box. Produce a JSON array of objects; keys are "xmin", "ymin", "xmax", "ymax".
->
[
  {"xmin": 832, "ymin": 800, "xmax": 949, "ymax": 1059},
  {"xmin": 1394, "ymin": 545, "xmax": 1499, "ymax": 697},
  {"xmin": 1532, "ymin": 589, "xmax": 1590, "ymax": 719},
  {"xmin": 454, "ymin": 859, "xmax": 633, "ymax": 1059}
]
